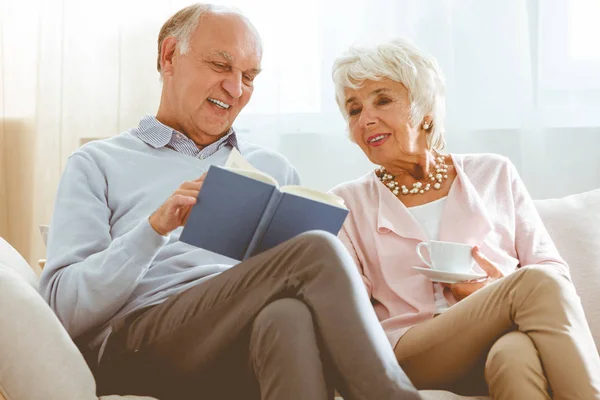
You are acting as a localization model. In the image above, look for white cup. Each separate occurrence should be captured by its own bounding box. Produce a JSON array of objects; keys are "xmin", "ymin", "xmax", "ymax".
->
[{"xmin": 416, "ymin": 240, "xmax": 475, "ymax": 274}]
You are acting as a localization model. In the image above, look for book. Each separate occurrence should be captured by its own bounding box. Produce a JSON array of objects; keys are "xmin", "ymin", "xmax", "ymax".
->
[{"xmin": 180, "ymin": 149, "xmax": 349, "ymax": 261}]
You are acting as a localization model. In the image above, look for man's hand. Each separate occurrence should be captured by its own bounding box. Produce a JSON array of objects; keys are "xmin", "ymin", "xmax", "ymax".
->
[
  {"xmin": 149, "ymin": 174, "xmax": 206, "ymax": 236},
  {"xmin": 446, "ymin": 246, "xmax": 505, "ymax": 301}
]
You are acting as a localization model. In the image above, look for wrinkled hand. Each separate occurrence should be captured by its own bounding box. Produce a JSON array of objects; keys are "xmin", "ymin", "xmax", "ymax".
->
[
  {"xmin": 445, "ymin": 246, "xmax": 505, "ymax": 301},
  {"xmin": 149, "ymin": 174, "xmax": 206, "ymax": 236}
]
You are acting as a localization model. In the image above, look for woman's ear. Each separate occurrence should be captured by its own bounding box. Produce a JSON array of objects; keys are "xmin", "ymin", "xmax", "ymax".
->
[{"xmin": 422, "ymin": 117, "xmax": 433, "ymax": 131}]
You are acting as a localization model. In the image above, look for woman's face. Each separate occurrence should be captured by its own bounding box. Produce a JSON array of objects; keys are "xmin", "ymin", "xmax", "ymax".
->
[{"xmin": 344, "ymin": 78, "xmax": 426, "ymax": 166}]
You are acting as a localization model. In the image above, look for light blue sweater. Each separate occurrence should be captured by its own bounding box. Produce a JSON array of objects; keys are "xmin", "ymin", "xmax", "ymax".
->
[{"xmin": 39, "ymin": 120, "xmax": 299, "ymax": 349}]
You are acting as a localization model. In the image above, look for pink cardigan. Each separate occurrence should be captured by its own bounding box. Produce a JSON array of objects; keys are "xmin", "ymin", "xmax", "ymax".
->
[{"xmin": 330, "ymin": 153, "xmax": 569, "ymax": 346}]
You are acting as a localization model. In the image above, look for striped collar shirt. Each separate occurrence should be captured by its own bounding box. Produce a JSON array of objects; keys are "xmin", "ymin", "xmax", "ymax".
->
[{"xmin": 133, "ymin": 115, "xmax": 239, "ymax": 159}]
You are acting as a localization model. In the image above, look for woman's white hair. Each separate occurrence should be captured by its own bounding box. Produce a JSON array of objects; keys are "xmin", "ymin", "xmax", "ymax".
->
[{"xmin": 332, "ymin": 38, "xmax": 447, "ymax": 151}]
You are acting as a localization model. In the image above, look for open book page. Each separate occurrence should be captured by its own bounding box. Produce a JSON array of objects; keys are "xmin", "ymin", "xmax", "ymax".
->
[
  {"xmin": 226, "ymin": 148, "xmax": 345, "ymax": 209},
  {"xmin": 225, "ymin": 148, "xmax": 261, "ymax": 171},
  {"xmin": 225, "ymin": 167, "xmax": 279, "ymax": 187},
  {"xmin": 280, "ymin": 186, "xmax": 346, "ymax": 209},
  {"xmin": 224, "ymin": 148, "xmax": 279, "ymax": 186}
]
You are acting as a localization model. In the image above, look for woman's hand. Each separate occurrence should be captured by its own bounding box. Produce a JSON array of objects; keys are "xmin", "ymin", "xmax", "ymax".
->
[{"xmin": 446, "ymin": 246, "xmax": 505, "ymax": 301}]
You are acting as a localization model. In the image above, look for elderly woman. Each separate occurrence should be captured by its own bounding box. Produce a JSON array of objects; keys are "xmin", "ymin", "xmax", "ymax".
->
[{"xmin": 330, "ymin": 38, "xmax": 600, "ymax": 399}]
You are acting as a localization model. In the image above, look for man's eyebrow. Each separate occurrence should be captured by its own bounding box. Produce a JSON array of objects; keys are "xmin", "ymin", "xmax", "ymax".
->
[
  {"xmin": 345, "ymin": 97, "xmax": 356, "ymax": 107},
  {"xmin": 207, "ymin": 50, "xmax": 234, "ymax": 62}
]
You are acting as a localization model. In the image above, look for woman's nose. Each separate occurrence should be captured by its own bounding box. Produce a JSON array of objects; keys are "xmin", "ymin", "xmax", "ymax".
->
[{"xmin": 359, "ymin": 110, "xmax": 377, "ymax": 128}]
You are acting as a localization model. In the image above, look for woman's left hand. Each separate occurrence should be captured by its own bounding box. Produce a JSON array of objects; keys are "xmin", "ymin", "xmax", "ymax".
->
[{"xmin": 446, "ymin": 246, "xmax": 505, "ymax": 301}]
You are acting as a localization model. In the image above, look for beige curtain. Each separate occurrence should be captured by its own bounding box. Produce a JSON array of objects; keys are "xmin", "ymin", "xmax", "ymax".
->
[{"xmin": 0, "ymin": 0, "xmax": 168, "ymax": 266}]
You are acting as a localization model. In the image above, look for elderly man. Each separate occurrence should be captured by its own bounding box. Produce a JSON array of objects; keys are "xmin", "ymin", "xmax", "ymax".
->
[{"xmin": 39, "ymin": 4, "xmax": 420, "ymax": 400}]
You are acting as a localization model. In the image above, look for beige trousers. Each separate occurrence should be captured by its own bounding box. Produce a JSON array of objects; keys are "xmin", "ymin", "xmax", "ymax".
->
[{"xmin": 395, "ymin": 266, "xmax": 600, "ymax": 400}]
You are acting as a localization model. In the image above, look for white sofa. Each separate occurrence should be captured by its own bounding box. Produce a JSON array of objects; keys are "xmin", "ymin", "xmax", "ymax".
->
[{"xmin": 1, "ymin": 188, "xmax": 599, "ymax": 400}]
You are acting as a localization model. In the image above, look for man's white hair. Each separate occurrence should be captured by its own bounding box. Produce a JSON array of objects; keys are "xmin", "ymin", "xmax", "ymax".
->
[
  {"xmin": 332, "ymin": 38, "xmax": 447, "ymax": 151},
  {"xmin": 157, "ymin": 3, "xmax": 253, "ymax": 73}
]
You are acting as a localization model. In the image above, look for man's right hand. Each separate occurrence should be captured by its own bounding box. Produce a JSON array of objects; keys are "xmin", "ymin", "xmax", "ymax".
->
[{"xmin": 149, "ymin": 174, "xmax": 206, "ymax": 236}]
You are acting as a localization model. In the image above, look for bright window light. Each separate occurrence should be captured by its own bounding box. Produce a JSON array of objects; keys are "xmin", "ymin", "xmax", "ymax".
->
[{"xmin": 569, "ymin": 0, "xmax": 600, "ymax": 60}]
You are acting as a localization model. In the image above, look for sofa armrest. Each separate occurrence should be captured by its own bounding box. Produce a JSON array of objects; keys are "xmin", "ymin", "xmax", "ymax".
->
[{"xmin": 0, "ymin": 268, "xmax": 99, "ymax": 400}]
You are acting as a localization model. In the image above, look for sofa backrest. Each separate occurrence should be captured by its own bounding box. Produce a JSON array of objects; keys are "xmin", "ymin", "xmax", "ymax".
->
[{"xmin": 534, "ymin": 188, "xmax": 600, "ymax": 351}]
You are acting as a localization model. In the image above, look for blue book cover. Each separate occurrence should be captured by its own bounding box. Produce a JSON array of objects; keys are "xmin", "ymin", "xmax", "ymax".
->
[{"xmin": 180, "ymin": 165, "xmax": 349, "ymax": 261}]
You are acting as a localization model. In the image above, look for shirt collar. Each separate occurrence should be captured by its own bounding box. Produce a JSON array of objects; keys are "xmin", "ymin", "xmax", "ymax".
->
[{"xmin": 134, "ymin": 115, "xmax": 238, "ymax": 158}]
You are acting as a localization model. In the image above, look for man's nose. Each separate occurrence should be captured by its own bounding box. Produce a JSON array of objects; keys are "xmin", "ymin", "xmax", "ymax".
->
[{"xmin": 222, "ymin": 73, "xmax": 243, "ymax": 99}]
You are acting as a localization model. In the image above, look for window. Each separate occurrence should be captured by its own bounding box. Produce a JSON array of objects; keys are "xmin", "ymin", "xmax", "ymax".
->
[{"xmin": 538, "ymin": 0, "xmax": 600, "ymax": 127}]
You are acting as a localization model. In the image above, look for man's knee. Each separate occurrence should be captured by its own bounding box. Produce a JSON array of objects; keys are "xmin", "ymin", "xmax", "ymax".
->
[
  {"xmin": 485, "ymin": 331, "xmax": 541, "ymax": 376},
  {"xmin": 295, "ymin": 230, "xmax": 343, "ymax": 257},
  {"xmin": 293, "ymin": 231, "xmax": 357, "ymax": 274},
  {"xmin": 281, "ymin": 231, "xmax": 362, "ymax": 292}
]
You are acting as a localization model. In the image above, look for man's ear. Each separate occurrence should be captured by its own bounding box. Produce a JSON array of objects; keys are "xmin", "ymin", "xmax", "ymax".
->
[{"xmin": 160, "ymin": 37, "xmax": 178, "ymax": 77}]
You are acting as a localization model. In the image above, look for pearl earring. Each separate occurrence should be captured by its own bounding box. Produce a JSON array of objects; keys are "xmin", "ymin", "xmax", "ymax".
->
[{"xmin": 422, "ymin": 121, "xmax": 430, "ymax": 130}]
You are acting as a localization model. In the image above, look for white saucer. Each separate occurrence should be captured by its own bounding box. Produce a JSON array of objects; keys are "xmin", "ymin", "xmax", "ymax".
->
[{"xmin": 412, "ymin": 266, "xmax": 487, "ymax": 284}]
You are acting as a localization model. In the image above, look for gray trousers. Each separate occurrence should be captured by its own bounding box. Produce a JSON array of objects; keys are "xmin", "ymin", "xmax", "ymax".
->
[{"xmin": 96, "ymin": 231, "xmax": 420, "ymax": 400}]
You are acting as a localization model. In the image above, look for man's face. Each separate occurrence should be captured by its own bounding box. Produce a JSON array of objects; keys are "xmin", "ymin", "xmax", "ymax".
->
[{"xmin": 163, "ymin": 13, "xmax": 262, "ymax": 146}]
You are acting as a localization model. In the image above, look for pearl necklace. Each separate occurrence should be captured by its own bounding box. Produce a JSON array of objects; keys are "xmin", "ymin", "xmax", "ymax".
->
[{"xmin": 376, "ymin": 155, "xmax": 449, "ymax": 196}]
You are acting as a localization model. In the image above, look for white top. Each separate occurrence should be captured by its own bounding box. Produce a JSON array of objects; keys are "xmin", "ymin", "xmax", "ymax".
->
[{"xmin": 407, "ymin": 197, "xmax": 449, "ymax": 314}]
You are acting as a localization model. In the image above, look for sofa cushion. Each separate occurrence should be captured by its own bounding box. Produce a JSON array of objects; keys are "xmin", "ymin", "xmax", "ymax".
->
[
  {"xmin": 420, "ymin": 390, "xmax": 488, "ymax": 400},
  {"xmin": 0, "ymin": 267, "xmax": 101, "ymax": 399},
  {"xmin": 0, "ymin": 243, "xmax": 159, "ymax": 400},
  {"xmin": 534, "ymin": 188, "xmax": 600, "ymax": 350},
  {"xmin": 0, "ymin": 237, "xmax": 38, "ymax": 289}
]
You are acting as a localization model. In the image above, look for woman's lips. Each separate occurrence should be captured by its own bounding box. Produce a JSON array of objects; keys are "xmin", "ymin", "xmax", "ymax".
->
[{"xmin": 367, "ymin": 133, "xmax": 391, "ymax": 147}]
